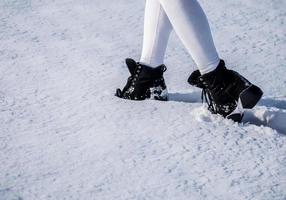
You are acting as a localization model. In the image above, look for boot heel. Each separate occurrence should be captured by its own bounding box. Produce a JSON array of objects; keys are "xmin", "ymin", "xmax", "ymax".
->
[{"xmin": 239, "ymin": 85, "xmax": 263, "ymax": 109}]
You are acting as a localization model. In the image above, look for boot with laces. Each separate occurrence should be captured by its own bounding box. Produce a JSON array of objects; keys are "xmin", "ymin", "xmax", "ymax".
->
[
  {"xmin": 115, "ymin": 58, "xmax": 168, "ymax": 101},
  {"xmin": 188, "ymin": 60, "xmax": 263, "ymax": 122}
]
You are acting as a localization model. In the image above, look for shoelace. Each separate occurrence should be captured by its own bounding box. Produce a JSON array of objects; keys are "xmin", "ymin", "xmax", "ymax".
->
[
  {"xmin": 121, "ymin": 64, "xmax": 143, "ymax": 96},
  {"xmin": 201, "ymin": 88, "xmax": 217, "ymax": 114},
  {"xmin": 201, "ymin": 84, "xmax": 238, "ymax": 117}
]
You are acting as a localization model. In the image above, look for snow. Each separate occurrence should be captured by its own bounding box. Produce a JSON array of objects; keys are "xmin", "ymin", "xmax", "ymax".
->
[{"xmin": 0, "ymin": 0, "xmax": 286, "ymax": 199}]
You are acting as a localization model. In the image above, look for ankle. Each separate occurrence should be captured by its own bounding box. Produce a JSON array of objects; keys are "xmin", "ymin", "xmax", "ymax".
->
[{"xmin": 199, "ymin": 59, "xmax": 221, "ymax": 75}]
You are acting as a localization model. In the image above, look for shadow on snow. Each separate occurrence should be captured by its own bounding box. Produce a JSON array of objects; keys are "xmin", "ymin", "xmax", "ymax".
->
[{"xmin": 168, "ymin": 92, "xmax": 286, "ymax": 135}]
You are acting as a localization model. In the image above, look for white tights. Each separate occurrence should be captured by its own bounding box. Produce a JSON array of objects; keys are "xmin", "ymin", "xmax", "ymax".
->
[{"xmin": 140, "ymin": 0, "xmax": 220, "ymax": 74}]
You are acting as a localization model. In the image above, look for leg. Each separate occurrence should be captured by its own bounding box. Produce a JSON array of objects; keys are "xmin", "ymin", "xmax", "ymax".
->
[
  {"xmin": 116, "ymin": 0, "xmax": 170, "ymax": 100},
  {"xmin": 158, "ymin": 0, "xmax": 220, "ymax": 74},
  {"xmin": 140, "ymin": 0, "xmax": 173, "ymax": 67}
]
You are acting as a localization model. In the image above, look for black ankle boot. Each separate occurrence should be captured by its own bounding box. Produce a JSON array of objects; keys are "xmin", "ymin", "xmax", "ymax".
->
[
  {"xmin": 188, "ymin": 60, "xmax": 263, "ymax": 122},
  {"xmin": 116, "ymin": 58, "xmax": 168, "ymax": 101}
]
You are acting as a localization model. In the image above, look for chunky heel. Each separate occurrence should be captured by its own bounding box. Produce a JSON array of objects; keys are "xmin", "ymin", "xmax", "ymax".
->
[{"xmin": 239, "ymin": 85, "xmax": 263, "ymax": 109}]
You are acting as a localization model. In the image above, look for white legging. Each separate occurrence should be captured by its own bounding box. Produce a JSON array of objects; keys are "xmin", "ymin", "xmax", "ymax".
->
[{"xmin": 140, "ymin": 0, "xmax": 220, "ymax": 74}]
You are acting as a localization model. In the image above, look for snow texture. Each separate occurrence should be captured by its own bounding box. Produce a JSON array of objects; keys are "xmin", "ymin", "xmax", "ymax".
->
[{"xmin": 0, "ymin": 0, "xmax": 286, "ymax": 199}]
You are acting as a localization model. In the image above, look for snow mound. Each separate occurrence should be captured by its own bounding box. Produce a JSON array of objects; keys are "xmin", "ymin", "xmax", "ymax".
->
[{"xmin": 0, "ymin": 0, "xmax": 285, "ymax": 200}]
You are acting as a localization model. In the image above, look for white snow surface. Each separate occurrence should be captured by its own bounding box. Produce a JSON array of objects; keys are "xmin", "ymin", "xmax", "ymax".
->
[{"xmin": 1, "ymin": 0, "xmax": 286, "ymax": 199}]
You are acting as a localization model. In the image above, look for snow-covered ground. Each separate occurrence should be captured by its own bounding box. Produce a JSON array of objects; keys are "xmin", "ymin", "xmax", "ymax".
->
[{"xmin": 1, "ymin": 0, "xmax": 286, "ymax": 199}]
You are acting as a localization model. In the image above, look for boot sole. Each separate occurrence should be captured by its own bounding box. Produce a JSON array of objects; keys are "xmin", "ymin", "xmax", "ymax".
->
[{"xmin": 227, "ymin": 113, "xmax": 244, "ymax": 123}]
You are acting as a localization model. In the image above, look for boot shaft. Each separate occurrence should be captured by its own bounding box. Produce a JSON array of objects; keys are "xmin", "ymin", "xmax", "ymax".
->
[{"xmin": 200, "ymin": 60, "xmax": 236, "ymax": 108}]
